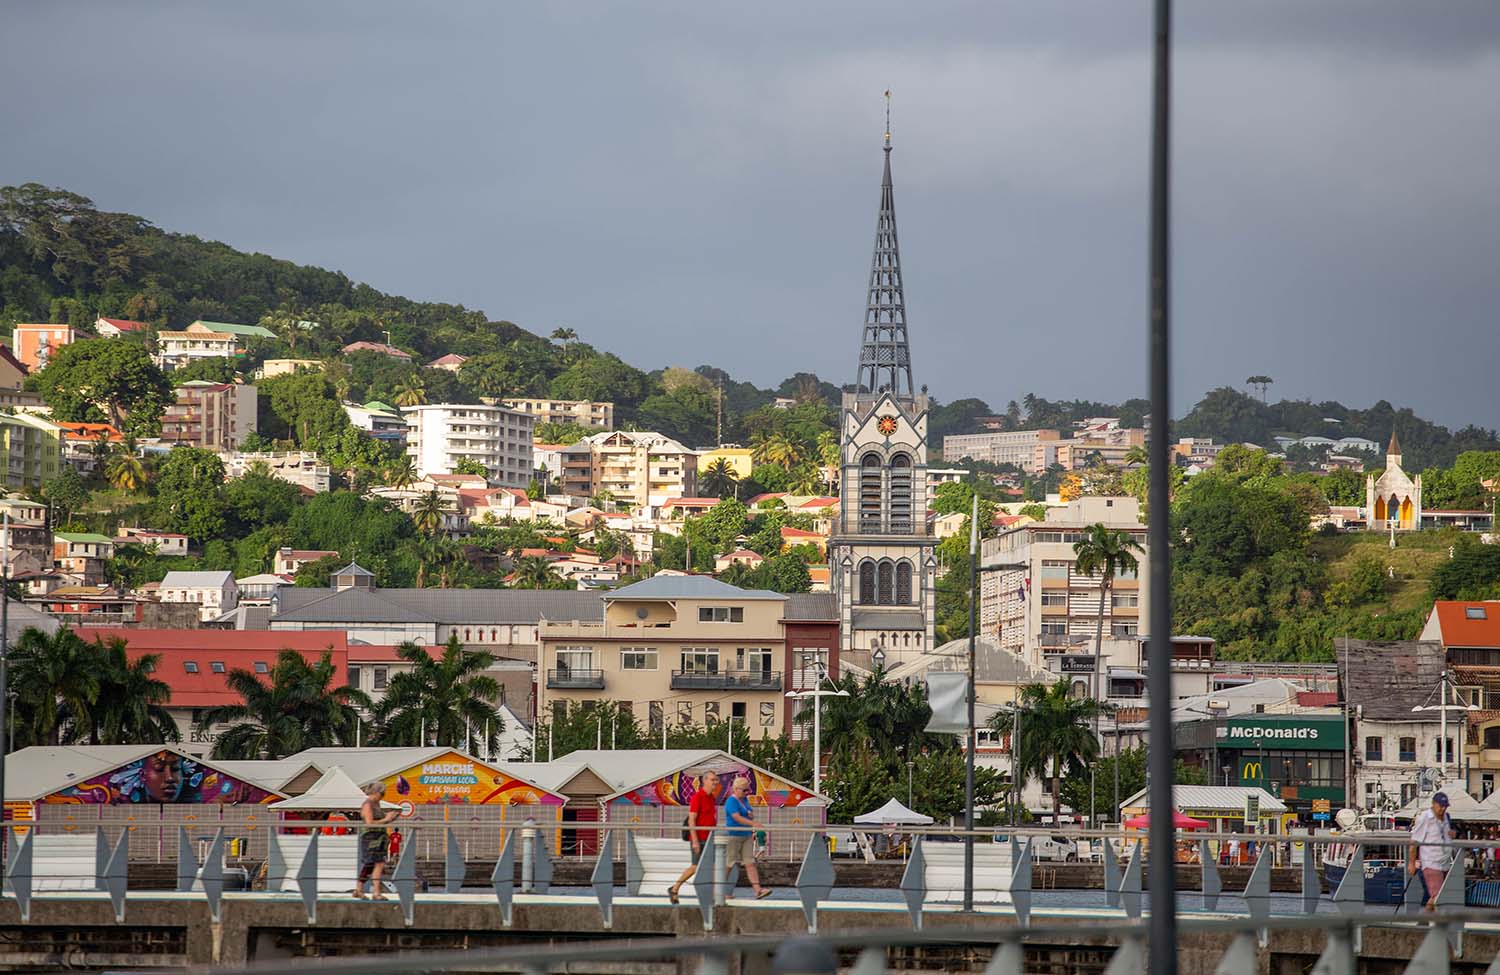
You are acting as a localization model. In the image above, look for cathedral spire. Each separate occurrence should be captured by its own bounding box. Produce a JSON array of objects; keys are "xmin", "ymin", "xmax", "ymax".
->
[{"xmin": 857, "ymin": 92, "xmax": 914, "ymax": 398}]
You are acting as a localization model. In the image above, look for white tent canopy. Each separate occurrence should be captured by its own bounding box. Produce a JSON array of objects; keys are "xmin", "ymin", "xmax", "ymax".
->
[
  {"xmin": 269, "ymin": 766, "xmax": 397, "ymax": 812},
  {"xmin": 854, "ymin": 797, "xmax": 934, "ymax": 826},
  {"xmin": 1398, "ymin": 782, "xmax": 1499, "ymax": 822}
]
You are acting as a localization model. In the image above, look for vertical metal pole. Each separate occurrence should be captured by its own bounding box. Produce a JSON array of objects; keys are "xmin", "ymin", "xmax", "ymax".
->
[
  {"xmin": 813, "ymin": 690, "xmax": 822, "ymax": 795},
  {"xmin": 1146, "ymin": 0, "xmax": 1177, "ymax": 970},
  {"xmin": 964, "ymin": 493, "xmax": 978, "ymax": 912},
  {"xmin": 0, "ymin": 510, "xmax": 9, "ymax": 869},
  {"xmin": 1011, "ymin": 703, "xmax": 1023, "ymax": 827}
]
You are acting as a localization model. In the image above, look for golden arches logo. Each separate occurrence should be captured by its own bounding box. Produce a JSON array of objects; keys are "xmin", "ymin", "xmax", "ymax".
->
[{"xmin": 1242, "ymin": 762, "xmax": 1263, "ymax": 780}]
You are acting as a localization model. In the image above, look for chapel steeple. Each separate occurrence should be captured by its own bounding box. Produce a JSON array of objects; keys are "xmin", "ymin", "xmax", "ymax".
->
[{"xmin": 856, "ymin": 92, "xmax": 914, "ymax": 399}]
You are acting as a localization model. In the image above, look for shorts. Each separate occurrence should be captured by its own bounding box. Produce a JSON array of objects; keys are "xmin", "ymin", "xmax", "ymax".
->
[
  {"xmin": 724, "ymin": 834, "xmax": 754, "ymax": 866},
  {"xmin": 689, "ymin": 843, "xmax": 704, "ymax": 865}
]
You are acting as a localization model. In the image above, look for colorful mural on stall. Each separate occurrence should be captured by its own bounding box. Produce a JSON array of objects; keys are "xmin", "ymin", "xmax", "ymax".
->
[
  {"xmin": 614, "ymin": 762, "xmax": 815, "ymax": 808},
  {"xmin": 44, "ymin": 751, "xmax": 277, "ymax": 805},
  {"xmin": 380, "ymin": 751, "xmax": 564, "ymax": 807}
]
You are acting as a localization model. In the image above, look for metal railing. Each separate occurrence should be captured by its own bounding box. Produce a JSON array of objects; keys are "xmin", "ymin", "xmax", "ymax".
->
[
  {"xmin": 670, "ymin": 669, "xmax": 782, "ymax": 690},
  {"xmin": 4, "ymin": 821, "xmax": 1495, "ymax": 975},
  {"xmin": 545, "ymin": 668, "xmax": 605, "ymax": 689}
]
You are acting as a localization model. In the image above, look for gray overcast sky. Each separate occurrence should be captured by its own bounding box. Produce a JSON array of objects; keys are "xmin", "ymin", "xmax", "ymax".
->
[{"xmin": 4, "ymin": 2, "xmax": 1499, "ymax": 428}]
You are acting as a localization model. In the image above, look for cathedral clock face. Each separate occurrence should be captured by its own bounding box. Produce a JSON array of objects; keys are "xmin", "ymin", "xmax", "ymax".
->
[{"xmin": 877, "ymin": 415, "xmax": 899, "ymax": 436}]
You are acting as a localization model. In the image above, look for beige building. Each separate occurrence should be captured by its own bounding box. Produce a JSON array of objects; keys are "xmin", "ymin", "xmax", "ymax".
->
[
  {"xmin": 980, "ymin": 496, "xmax": 1150, "ymax": 676},
  {"xmin": 1036, "ymin": 422, "xmax": 1147, "ymax": 472},
  {"xmin": 538, "ymin": 575, "xmax": 797, "ymax": 739},
  {"xmin": 562, "ymin": 431, "xmax": 697, "ymax": 509},
  {"xmin": 221, "ymin": 450, "xmax": 331, "ymax": 492},
  {"xmin": 942, "ymin": 429, "xmax": 1060, "ymax": 472},
  {"xmin": 258, "ymin": 358, "xmax": 324, "ymax": 379},
  {"xmin": 161, "ymin": 381, "xmax": 258, "ymax": 450},
  {"xmin": 501, "ymin": 397, "xmax": 614, "ymax": 430},
  {"xmin": 696, "ymin": 446, "xmax": 755, "ymax": 480}
]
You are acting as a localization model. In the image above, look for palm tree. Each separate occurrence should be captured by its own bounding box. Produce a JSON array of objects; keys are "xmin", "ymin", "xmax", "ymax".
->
[
  {"xmin": 10, "ymin": 627, "xmax": 99, "ymax": 746},
  {"xmin": 815, "ymin": 430, "xmax": 839, "ymax": 469},
  {"xmin": 373, "ymin": 637, "xmax": 503, "ymax": 749},
  {"xmin": 1072, "ymin": 524, "xmax": 1144, "ymax": 695},
  {"xmin": 789, "ymin": 463, "xmax": 822, "ymax": 496},
  {"xmin": 393, "ymin": 375, "xmax": 427, "ymax": 408},
  {"xmin": 1245, "ymin": 375, "xmax": 1274, "ymax": 403},
  {"xmin": 105, "ymin": 448, "xmax": 147, "ymax": 492},
  {"xmin": 512, "ymin": 555, "xmax": 564, "ymax": 589},
  {"xmin": 1122, "ymin": 444, "xmax": 1149, "ymax": 469},
  {"xmin": 989, "ymin": 680, "xmax": 1110, "ymax": 822},
  {"xmin": 752, "ymin": 432, "xmax": 803, "ymax": 471},
  {"xmin": 387, "ymin": 457, "xmax": 418, "ymax": 490},
  {"xmin": 411, "ymin": 489, "xmax": 451, "ymax": 535},
  {"xmin": 199, "ymin": 649, "xmax": 369, "ymax": 760},
  {"xmin": 700, "ymin": 458, "xmax": 739, "ymax": 498},
  {"xmin": 549, "ymin": 327, "xmax": 578, "ymax": 352},
  {"xmin": 91, "ymin": 637, "xmax": 178, "ymax": 744}
]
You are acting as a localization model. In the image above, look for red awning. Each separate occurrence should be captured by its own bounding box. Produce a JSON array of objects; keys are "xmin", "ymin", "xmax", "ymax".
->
[{"xmin": 1123, "ymin": 809, "xmax": 1211, "ymax": 830}]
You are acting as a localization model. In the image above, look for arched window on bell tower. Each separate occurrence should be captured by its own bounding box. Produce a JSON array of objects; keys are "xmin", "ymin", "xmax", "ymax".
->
[
  {"xmin": 859, "ymin": 453, "xmax": 883, "ymax": 532},
  {"xmin": 858, "ymin": 560, "xmax": 876, "ymax": 604},
  {"xmin": 889, "ymin": 453, "xmax": 913, "ymax": 534}
]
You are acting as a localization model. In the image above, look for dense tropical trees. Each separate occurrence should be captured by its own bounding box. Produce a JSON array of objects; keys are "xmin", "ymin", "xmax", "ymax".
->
[
  {"xmin": 7, "ymin": 628, "xmax": 177, "ymax": 746},
  {"xmin": 11, "ymin": 628, "xmax": 103, "ymax": 746},
  {"xmin": 392, "ymin": 375, "xmax": 426, "ymax": 407},
  {"xmin": 30, "ymin": 338, "xmax": 173, "ymax": 436},
  {"xmin": 511, "ymin": 555, "xmax": 567, "ymax": 589},
  {"xmin": 199, "ymin": 650, "xmax": 369, "ymax": 760},
  {"xmin": 373, "ymin": 637, "xmax": 503, "ymax": 750}
]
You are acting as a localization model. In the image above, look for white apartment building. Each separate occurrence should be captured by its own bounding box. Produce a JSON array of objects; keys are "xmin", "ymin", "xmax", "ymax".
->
[
  {"xmin": 980, "ymin": 496, "xmax": 1150, "ymax": 673},
  {"xmin": 500, "ymin": 397, "xmax": 614, "ymax": 431},
  {"xmin": 343, "ymin": 401, "xmax": 408, "ymax": 447},
  {"xmin": 221, "ymin": 450, "xmax": 331, "ymax": 493},
  {"xmin": 942, "ymin": 429, "xmax": 1060, "ymax": 472},
  {"xmin": 158, "ymin": 570, "xmax": 239, "ymax": 623},
  {"xmin": 155, "ymin": 323, "xmax": 238, "ymax": 370},
  {"xmin": 402, "ymin": 403, "xmax": 535, "ymax": 488}
]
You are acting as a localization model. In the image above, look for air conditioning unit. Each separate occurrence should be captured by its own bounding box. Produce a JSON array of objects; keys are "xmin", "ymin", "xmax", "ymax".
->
[{"xmin": 1207, "ymin": 699, "xmax": 1229, "ymax": 711}]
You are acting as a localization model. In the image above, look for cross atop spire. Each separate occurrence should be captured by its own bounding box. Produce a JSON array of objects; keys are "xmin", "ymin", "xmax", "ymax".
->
[{"xmin": 857, "ymin": 95, "xmax": 914, "ymax": 398}]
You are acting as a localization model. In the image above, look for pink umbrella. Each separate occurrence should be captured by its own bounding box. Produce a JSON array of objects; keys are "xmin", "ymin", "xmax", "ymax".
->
[{"xmin": 1123, "ymin": 809, "xmax": 1210, "ymax": 830}]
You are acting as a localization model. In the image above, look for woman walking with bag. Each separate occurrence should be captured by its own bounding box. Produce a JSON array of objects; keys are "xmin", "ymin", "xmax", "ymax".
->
[{"xmin": 355, "ymin": 781, "xmax": 400, "ymax": 900}]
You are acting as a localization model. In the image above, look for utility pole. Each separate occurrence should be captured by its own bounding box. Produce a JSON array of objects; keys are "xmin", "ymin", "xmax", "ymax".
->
[
  {"xmin": 963, "ymin": 494, "xmax": 979, "ymax": 913},
  {"xmin": 715, "ymin": 380, "xmax": 723, "ymax": 447}
]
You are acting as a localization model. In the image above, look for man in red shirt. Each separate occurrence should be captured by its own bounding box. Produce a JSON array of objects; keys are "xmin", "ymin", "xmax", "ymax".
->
[{"xmin": 668, "ymin": 771, "xmax": 720, "ymax": 904}]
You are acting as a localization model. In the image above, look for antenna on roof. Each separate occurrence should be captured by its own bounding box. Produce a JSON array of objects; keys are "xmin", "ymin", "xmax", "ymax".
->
[{"xmin": 884, "ymin": 89, "xmax": 892, "ymax": 147}]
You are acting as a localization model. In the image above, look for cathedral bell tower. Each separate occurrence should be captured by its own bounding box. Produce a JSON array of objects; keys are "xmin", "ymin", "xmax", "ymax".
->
[{"xmin": 829, "ymin": 104, "xmax": 937, "ymax": 667}]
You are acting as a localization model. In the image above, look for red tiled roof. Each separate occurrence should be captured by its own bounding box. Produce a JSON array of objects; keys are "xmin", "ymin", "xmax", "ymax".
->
[
  {"xmin": 56, "ymin": 421, "xmax": 124, "ymax": 443},
  {"xmin": 796, "ymin": 497, "xmax": 838, "ymax": 509},
  {"xmin": 98, "ymin": 318, "xmax": 148, "ymax": 332},
  {"xmin": 82, "ymin": 629, "xmax": 350, "ymax": 708},
  {"xmin": 1430, "ymin": 601, "xmax": 1500, "ymax": 649},
  {"xmin": 720, "ymin": 548, "xmax": 764, "ymax": 561},
  {"xmin": 662, "ymin": 497, "xmax": 721, "ymax": 508},
  {"xmin": 342, "ymin": 341, "xmax": 411, "ymax": 359},
  {"xmin": 780, "ymin": 526, "xmax": 822, "ymax": 539},
  {"xmin": 282, "ymin": 549, "xmax": 338, "ymax": 560},
  {"xmin": 1296, "ymin": 691, "xmax": 1339, "ymax": 707}
]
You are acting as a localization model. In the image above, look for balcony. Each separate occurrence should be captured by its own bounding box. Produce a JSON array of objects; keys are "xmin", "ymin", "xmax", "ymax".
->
[
  {"xmin": 546, "ymin": 668, "xmax": 605, "ymax": 689},
  {"xmin": 671, "ymin": 669, "xmax": 782, "ymax": 691}
]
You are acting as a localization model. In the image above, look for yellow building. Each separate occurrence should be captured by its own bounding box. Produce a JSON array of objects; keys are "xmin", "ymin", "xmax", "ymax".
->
[
  {"xmin": 697, "ymin": 446, "xmax": 755, "ymax": 480},
  {"xmin": 0, "ymin": 412, "xmax": 63, "ymax": 491}
]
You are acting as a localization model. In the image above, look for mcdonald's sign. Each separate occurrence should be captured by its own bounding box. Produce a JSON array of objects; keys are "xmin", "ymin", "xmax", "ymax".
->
[{"xmin": 1241, "ymin": 761, "xmax": 1264, "ymax": 782}]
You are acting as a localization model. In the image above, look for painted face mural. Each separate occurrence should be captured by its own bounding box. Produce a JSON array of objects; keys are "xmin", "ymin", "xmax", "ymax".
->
[
  {"xmin": 615, "ymin": 763, "xmax": 814, "ymax": 807},
  {"xmin": 45, "ymin": 751, "xmax": 276, "ymax": 805}
]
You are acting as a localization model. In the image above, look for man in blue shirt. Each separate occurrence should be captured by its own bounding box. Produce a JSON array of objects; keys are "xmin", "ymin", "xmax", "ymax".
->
[{"xmin": 723, "ymin": 776, "xmax": 772, "ymax": 899}]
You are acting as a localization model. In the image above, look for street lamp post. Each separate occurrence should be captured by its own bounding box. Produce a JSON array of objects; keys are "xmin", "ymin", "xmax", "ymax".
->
[
  {"xmin": 786, "ymin": 664, "xmax": 849, "ymax": 796},
  {"xmin": 906, "ymin": 760, "xmax": 915, "ymax": 809},
  {"xmin": 1412, "ymin": 667, "xmax": 1478, "ymax": 786}
]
